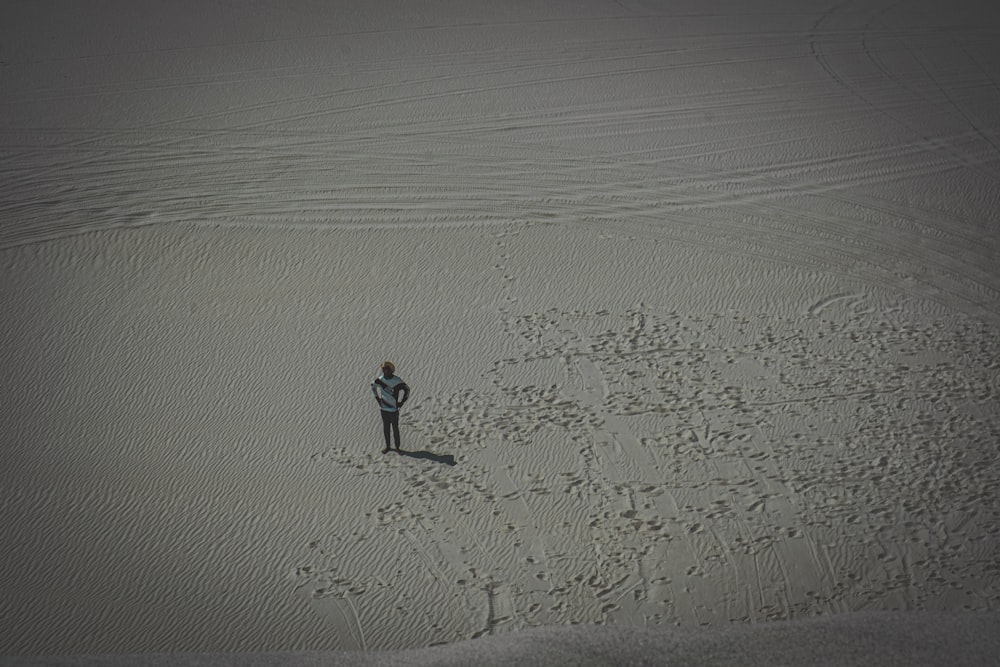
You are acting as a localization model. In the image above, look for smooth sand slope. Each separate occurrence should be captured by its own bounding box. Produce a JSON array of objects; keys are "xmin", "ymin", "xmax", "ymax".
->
[
  {"xmin": 2, "ymin": 0, "xmax": 999, "ymax": 660},
  {"xmin": 6, "ymin": 613, "xmax": 1000, "ymax": 666}
]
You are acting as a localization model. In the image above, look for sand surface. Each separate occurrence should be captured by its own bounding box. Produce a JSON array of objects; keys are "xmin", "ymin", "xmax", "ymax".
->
[
  {"xmin": 5, "ymin": 612, "xmax": 1000, "ymax": 666},
  {"xmin": 2, "ymin": 0, "xmax": 999, "ymax": 658}
]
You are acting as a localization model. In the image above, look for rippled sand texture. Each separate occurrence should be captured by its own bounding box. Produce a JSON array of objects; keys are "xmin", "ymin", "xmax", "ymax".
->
[{"xmin": 2, "ymin": 0, "xmax": 999, "ymax": 656}]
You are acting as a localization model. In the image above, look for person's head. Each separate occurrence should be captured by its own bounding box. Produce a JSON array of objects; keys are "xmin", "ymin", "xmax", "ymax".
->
[{"xmin": 381, "ymin": 361, "xmax": 395, "ymax": 378}]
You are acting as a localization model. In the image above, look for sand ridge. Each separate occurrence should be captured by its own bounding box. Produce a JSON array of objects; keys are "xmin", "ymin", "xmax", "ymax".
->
[{"xmin": 5, "ymin": 612, "xmax": 1000, "ymax": 666}]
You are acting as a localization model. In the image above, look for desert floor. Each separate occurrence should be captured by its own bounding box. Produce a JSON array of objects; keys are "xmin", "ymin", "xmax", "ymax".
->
[{"xmin": 1, "ymin": 0, "xmax": 998, "ymax": 656}]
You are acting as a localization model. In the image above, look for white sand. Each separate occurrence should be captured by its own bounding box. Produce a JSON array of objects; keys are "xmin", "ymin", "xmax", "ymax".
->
[{"xmin": 1, "ymin": 0, "xmax": 999, "ymax": 660}]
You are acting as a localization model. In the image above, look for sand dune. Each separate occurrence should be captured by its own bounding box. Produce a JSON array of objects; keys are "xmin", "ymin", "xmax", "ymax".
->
[
  {"xmin": 1, "ymin": 0, "xmax": 999, "ymax": 660},
  {"xmin": 5, "ymin": 612, "xmax": 1000, "ymax": 666}
]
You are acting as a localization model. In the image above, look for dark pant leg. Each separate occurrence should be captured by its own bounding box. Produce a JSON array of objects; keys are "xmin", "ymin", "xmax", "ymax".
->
[
  {"xmin": 388, "ymin": 410, "xmax": 400, "ymax": 448},
  {"xmin": 381, "ymin": 410, "xmax": 401, "ymax": 448},
  {"xmin": 381, "ymin": 410, "xmax": 392, "ymax": 447}
]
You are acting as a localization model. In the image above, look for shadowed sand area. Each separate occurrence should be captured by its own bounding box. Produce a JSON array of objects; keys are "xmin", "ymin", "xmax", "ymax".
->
[{"xmin": 5, "ymin": 613, "xmax": 1000, "ymax": 666}]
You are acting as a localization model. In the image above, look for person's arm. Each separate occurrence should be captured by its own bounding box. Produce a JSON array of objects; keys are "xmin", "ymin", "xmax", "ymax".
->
[
  {"xmin": 372, "ymin": 381, "xmax": 384, "ymax": 406},
  {"xmin": 396, "ymin": 382, "xmax": 410, "ymax": 408}
]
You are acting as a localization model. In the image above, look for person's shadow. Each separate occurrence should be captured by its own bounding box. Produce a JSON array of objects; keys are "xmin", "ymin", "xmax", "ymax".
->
[{"xmin": 398, "ymin": 449, "xmax": 456, "ymax": 466}]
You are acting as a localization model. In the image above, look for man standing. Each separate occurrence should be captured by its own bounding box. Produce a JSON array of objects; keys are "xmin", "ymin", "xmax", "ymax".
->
[{"xmin": 371, "ymin": 361, "xmax": 410, "ymax": 453}]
